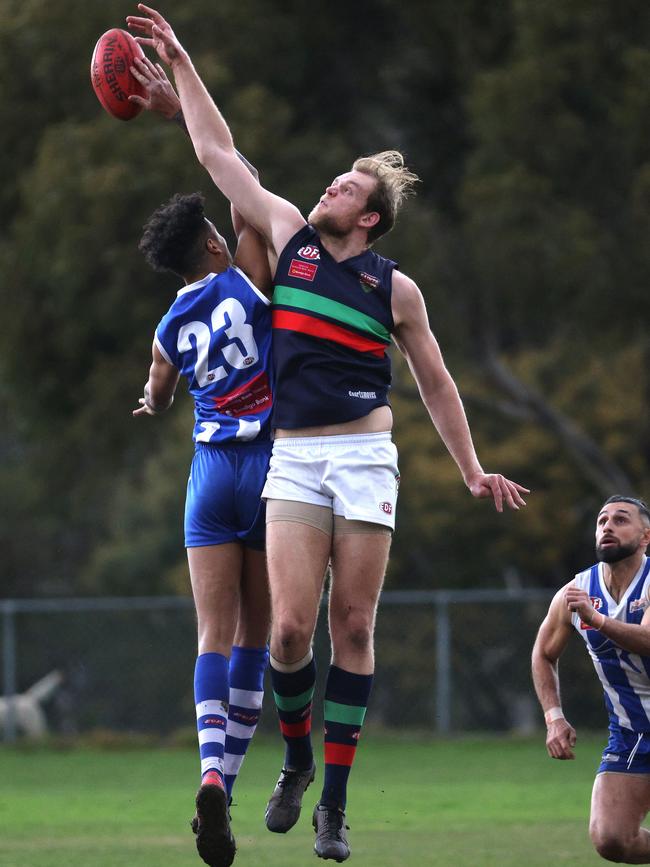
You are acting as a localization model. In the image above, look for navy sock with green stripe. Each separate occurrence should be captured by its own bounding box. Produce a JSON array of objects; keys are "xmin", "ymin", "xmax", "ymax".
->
[
  {"xmin": 270, "ymin": 654, "xmax": 316, "ymax": 771},
  {"xmin": 321, "ymin": 665, "xmax": 373, "ymax": 810}
]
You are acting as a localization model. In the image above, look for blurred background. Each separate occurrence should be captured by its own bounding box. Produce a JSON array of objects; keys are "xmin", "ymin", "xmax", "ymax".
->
[{"xmin": 1, "ymin": 0, "xmax": 649, "ymax": 738}]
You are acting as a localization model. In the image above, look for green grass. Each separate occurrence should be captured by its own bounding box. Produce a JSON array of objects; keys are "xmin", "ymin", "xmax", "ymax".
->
[{"xmin": 0, "ymin": 732, "xmax": 607, "ymax": 866}]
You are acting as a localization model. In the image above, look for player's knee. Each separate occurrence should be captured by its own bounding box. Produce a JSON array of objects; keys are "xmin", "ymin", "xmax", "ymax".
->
[
  {"xmin": 333, "ymin": 610, "xmax": 373, "ymax": 654},
  {"xmin": 347, "ymin": 625, "xmax": 372, "ymax": 653},
  {"xmin": 590, "ymin": 827, "xmax": 631, "ymax": 862},
  {"xmin": 234, "ymin": 620, "xmax": 270, "ymax": 648},
  {"xmin": 235, "ymin": 605, "xmax": 271, "ymax": 647},
  {"xmin": 272, "ymin": 617, "xmax": 312, "ymax": 656}
]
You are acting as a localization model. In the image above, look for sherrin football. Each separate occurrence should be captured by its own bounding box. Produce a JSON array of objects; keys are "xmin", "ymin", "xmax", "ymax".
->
[{"xmin": 90, "ymin": 28, "xmax": 146, "ymax": 121}]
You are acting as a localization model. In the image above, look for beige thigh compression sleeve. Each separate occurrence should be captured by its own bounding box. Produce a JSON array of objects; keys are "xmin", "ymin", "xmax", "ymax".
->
[
  {"xmin": 266, "ymin": 500, "xmax": 392, "ymax": 537},
  {"xmin": 266, "ymin": 499, "xmax": 333, "ymax": 535},
  {"xmin": 333, "ymin": 515, "xmax": 392, "ymax": 536}
]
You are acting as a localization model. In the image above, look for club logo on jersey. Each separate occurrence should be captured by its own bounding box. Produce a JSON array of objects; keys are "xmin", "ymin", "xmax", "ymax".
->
[
  {"xmin": 580, "ymin": 596, "xmax": 603, "ymax": 630},
  {"xmin": 289, "ymin": 259, "xmax": 318, "ymax": 281},
  {"xmin": 379, "ymin": 501, "xmax": 393, "ymax": 515},
  {"xmin": 297, "ymin": 245, "xmax": 320, "ymax": 260},
  {"xmin": 630, "ymin": 598, "xmax": 648, "ymax": 614},
  {"xmin": 358, "ymin": 271, "xmax": 379, "ymax": 293}
]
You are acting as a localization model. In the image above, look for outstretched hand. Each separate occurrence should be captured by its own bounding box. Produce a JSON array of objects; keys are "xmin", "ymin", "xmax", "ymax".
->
[
  {"xmin": 133, "ymin": 396, "xmax": 157, "ymax": 417},
  {"xmin": 128, "ymin": 55, "xmax": 181, "ymax": 117},
  {"xmin": 126, "ymin": 4, "xmax": 185, "ymax": 67},
  {"xmin": 467, "ymin": 472, "xmax": 529, "ymax": 512}
]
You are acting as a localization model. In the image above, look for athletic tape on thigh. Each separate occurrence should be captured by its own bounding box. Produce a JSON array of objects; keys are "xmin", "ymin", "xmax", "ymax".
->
[
  {"xmin": 266, "ymin": 499, "xmax": 333, "ymax": 534},
  {"xmin": 333, "ymin": 515, "xmax": 392, "ymax": 536}
]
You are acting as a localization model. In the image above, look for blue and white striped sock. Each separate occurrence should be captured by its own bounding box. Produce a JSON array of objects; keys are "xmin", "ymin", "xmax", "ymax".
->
[
  {"xmin": 224, "ymin": 645, "xmax": 268, "ymax": 798},
  {"xmin": 194, "ymin": 652, "xmax": 229, "ymax": 786}
]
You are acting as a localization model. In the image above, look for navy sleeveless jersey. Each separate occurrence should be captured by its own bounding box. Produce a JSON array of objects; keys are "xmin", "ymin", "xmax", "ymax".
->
[
  {"xmin": 155, "ymin": 266, "xmax": 273, "ymax": 443},
  {"xmin": 271, "ymin": 224, "xmax": 397, "ymax": 428}
]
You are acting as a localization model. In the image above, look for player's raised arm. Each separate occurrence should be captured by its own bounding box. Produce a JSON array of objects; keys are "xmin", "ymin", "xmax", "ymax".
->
[
  {"xmin": 230, "ymin": 156, "xmax": 273, "ymax": 296},
  {"xmin": 391, "ymin": 271, "xmax": 529, "ymax": 512},
  {"xmin": 133, "ymin": 342, "xmax": 179, "ymax": 416},
  {"xmin": 126, "ymin": 57, "xmax": 271, "ymax": 291},
  {"xmin": 531, "ymin": 587, "xmax": 577, "ymax": 760},
  {"xmin": 126, "ymin": 4, "xmax": 304, "ymax": 266}
]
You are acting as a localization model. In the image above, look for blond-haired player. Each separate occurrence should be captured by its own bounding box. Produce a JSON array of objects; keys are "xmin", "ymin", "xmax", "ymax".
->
[{"xmin": 128, "ymin": 6, "xmax": 529, "ymax": 861}]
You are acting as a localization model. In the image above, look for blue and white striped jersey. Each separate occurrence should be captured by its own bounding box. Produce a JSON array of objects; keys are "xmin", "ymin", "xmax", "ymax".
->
[
  {"xmin": 571, "ymin": 556, "xmax": 650, "ymax": 732},
  {"xmin": 155, "ymin": 267, "xmax": 273, "ymax": 444}
]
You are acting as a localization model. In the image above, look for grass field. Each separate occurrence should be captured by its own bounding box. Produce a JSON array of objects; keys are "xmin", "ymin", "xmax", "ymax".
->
[{"xmin": 0, "ymin": 732, "xmax": 610, "ymax": 866}]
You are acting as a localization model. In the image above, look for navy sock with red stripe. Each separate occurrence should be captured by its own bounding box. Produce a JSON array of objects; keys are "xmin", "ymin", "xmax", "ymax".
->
[
  {"xmin": 321, "ymin": 665, "xmax": 373, "ymax": 810},
  {"xmin": 270, "ymin": 655, "xmax": 316, "ymax": 771}
]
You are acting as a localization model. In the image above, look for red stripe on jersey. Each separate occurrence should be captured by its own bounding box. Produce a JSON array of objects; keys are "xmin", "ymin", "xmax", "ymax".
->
[
  {"xmin": 324, "ymin": 742, "xmax": 357, "ymax": 767},
  {"xmin": 272, "ymin": 309, "xmax": 386, "ymax": 357},
  {"xmin": 280, "ymin": 718, "xmax": 312, "ymax": 738},
  {"xmin": 212, "ymin": 370, "xmax": 272, "ymax": 417}
]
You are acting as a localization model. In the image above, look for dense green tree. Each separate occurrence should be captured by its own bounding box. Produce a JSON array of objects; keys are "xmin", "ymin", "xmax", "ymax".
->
[{"xmin": 1, "ymin": 0, "xmax": 649, "ymax": 598}]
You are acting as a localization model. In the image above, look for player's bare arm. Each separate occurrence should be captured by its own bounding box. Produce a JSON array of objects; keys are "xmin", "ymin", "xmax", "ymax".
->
[
  {"xmin": 129, "ymin": 58, "xmax": 260, "ymax": 161},
  {"xmin": 127, "ymin": 4, "xmax": 304, "ymax": 265},
  {"xmin": 229, "ymin": 156, "xmax": 272, "ymax": 295},
  {"xmin": 133, "ymin": 342, "xmax": 180, "ymax": 416},
  {"xmin": 128, "ymin": 60, "xmax": 271, "ymax": 292},
  {"xmin": 531, "ymin": 588, "xmax": 577, "ymax": 759},
  {"xmin": 232, "ymin": 221, "xmax": 272, "ymax": 298},
  {"xmin": 391, "ymin": 271, "xmax": 529, "ymax": 512},
  {"xmin": 564, "ymin": 585, "xmax": 650, "ymax": 655}
]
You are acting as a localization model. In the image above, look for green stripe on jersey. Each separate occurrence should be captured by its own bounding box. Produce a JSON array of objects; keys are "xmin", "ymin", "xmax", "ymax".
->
[
  {"xmin": 274, "ymin": 285, "xmax": 391, "ymax": 343},
  {"xmin": 323, "ymin": 700, "xmax": 367, "ymax": 726},
  {"xmin": 273, "ymin": 686, "xmax": 315, "ymax": 711}
]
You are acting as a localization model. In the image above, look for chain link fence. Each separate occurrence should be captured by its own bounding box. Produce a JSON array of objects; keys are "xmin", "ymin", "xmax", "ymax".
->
[{"xmin": 1, "ymin": 590, "xmax": 604, "ymax": 742}]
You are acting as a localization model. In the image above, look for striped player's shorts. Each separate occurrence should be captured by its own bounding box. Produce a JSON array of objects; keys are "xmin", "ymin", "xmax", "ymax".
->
[{"xmin": 597, "ymin": 725, "xmax": 650, "ymax": 775}]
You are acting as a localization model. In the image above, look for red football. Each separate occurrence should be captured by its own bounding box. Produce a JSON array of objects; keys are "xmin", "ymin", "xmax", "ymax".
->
[{"xmin": 90, "ymin": 28, "xmax": 146, "ymax": 121}]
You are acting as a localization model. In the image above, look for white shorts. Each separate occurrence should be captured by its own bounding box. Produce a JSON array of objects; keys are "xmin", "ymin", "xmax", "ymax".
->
[{"xmin": 261, "ymin": 432, "xmax": 400, "ymax": 530}]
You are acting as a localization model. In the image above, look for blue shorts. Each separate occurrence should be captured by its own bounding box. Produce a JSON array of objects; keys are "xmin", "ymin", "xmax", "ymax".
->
[
  {"xmin": 184, "ymin": 441, "xmax": 272, "ymax": 550},
  {"xmin": 597, "ymin": 726, "xmax": 650, "ymax": 775}
]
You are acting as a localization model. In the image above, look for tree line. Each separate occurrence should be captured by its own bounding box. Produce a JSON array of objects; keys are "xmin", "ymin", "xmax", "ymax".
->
[{"xmin": 1, "ymin": 0, "xmax": 649, "ymax": 598}]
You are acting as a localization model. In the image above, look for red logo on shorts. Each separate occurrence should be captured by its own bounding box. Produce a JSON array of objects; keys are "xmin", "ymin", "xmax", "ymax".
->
[
  {"xmin": 288, "ymin": 259, "xmax": 318, "ymax": 281},
  {"xmin": 379, "ymin": 502, "xmax": 393, "ymax": 515}
]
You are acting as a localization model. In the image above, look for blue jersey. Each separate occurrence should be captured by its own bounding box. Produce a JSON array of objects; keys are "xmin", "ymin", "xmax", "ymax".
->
[
  {"xmin": 155, "ymin": 267, "xmax": 273, "ymax": 444},
  {"xmin": 271, "ymin": 225, "xmax": 396, "ymax": 428},
  {"xmin": 572, "ymin": 557, "xmax": 650, "ymax": 732}
]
